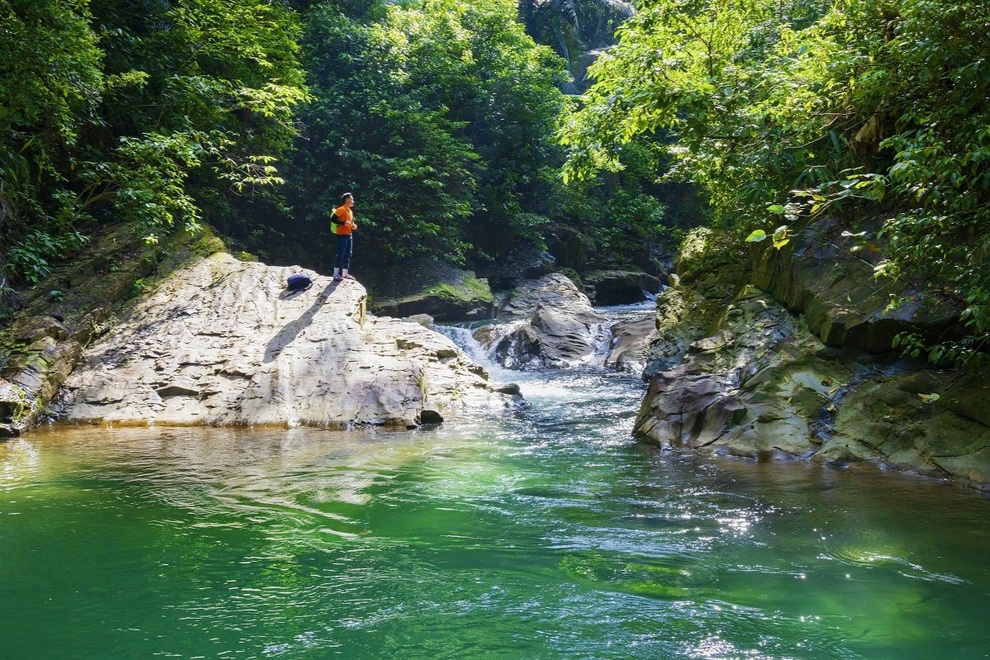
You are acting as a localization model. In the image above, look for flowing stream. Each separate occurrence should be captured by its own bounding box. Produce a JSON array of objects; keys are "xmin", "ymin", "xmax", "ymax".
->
[{"xmin": 2, "ymin": 304, "xmax": 990, "ymax": 658}]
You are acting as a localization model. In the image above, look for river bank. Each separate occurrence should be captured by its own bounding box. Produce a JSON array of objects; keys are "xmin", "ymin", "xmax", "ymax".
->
[{"xmin": 3, "ymin": 219, "xmax": 989, "ymax": 490}]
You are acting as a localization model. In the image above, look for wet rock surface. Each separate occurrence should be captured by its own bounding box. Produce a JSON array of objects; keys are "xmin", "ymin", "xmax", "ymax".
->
[
  {"xmin": 635, "ymin": 285, "xmax": 856, "ymax": 459},
  {"xmin": 604, "ymin": 316, "xmax": 655, "ymax": 374}
]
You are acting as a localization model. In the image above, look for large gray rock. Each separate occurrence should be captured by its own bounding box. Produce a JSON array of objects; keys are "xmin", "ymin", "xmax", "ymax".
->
[
  {"xmin": 583, "ymin": 269, "xmax": 662, "ymax": 306},
  {"xmin": 635, "ymin": 225, "xmax": 990, "ymax": 488},
  {"xmin": 751, "ymin": 217, "xmax": 964, "ymax": 351},
  {"xmin": 634, "ymin": 285, "xmax": 854, "ymax": 460},
  {"xmin": 604, "ymin": 316, "xmax": 655, "ymax": 374},
  {"xmin": 483, "ymin": 273, "xmax": 609, "ymax": 369},
  {"xmin": 821, "ymin": 370, "xmax": 990, "ymax": 484},
  {"xmin": 496, "ymin": 273, "xmax": 593, "ymax": 318},
  {"xmin": 1, "ymin": 222, "xmax": 180, "ymax": 436},
  {"xmin": 60, "ymin": 254, "xmax": 515, "ymax": 428}
]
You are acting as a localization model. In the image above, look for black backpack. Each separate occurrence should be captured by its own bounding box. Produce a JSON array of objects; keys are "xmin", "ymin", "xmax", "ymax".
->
[{"xmin": 286, "ymin": 273, "xmax": 313, "ymax": 292}]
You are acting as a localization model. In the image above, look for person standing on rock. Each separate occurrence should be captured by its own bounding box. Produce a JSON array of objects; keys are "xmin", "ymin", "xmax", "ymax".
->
[{"xmin": 331, "ymin": 192, "xmax": 357, "ymax": 282}]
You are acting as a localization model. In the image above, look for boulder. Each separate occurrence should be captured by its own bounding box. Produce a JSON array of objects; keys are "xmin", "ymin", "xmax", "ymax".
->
[
  {"xmin": 634, "ymin": 285, "xmax": 855, "ymax": 460},
  {"xmin": 59, "ymin": 254, "xmax": 515, "ymax": 428},
  {"xmin": 370, "ymin": 266, "xmax": 495, "ymax": 322},
  {"xmin": 484, "ymin": 273, "xmax": 608, "ymax": 369},
  {"xmin": 0, "ymin": 223, "xmax": 225, "ymax": 434},
  {"xmin": 635, "ymin": 224, "xmax": 990, "ymax": 488},
  {"xmin": 497, "ymin": 272, "xmax": 597, "ymax": 318},
  {"xmin": 583, "ymin": 269, "xmax": 662, "ymax": 306},
  {"xmin": 821, "ymin": 371, "xmax": 990, "ymax": 484},
  {"xmin": 751, "ymin": 217, "xmax": 964, "ymax": 352},
  {"xmin": 604, "ymin": 316, "xmax": 655, "ymax": 374}
]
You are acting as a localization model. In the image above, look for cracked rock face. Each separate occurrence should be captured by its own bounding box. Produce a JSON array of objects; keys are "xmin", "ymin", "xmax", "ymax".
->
[
  {"xmin": 60, "ymin": 254, "xmax": 513, "ymax": 428},
  {"xmin": 823, "ymin": 371, "xmax": 990, "ymax": 485},
  {"xmin": 634, "ymin": 282, "xmax": 990, "ymax": 487},
  {"xmin": 483, "ymin": 274, "xmax": 609, "ymax": 369},
  {"xmin": 634, "ymin": 285, "xmax": 853, "ymax": 460}
]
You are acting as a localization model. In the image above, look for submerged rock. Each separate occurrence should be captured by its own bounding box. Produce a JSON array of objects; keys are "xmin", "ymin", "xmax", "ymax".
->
[{"xmin": 59, "ymin": 253, "xmax": 515, "ymax": 428}]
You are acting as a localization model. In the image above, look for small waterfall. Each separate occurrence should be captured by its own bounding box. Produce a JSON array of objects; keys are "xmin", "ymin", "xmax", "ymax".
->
[
  {"xmin": 437, "ymin": 301, "xmax": 658, "ymax": 377},
  {"xmin": 434, "ymin": 323, "xmax": 520, "ymax": 384},
  {"xmin": 435, "ymin": 324, "xmax": 490, "ymax": 365}
]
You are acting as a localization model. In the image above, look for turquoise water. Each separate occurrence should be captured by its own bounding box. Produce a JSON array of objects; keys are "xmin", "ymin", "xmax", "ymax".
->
[{"xmin": 3, "ymin": 354, "xmax": 990, "ymax": 657}]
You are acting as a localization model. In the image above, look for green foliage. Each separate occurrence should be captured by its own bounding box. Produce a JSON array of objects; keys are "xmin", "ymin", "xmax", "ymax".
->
[
  {"xmin": 893, "ymin": 331, "xmax": 989, "ymax": 371},
  {"xmin": 291, "ymin": 4, "xmax": 476, "ymax": 262},
  {"xmin": 0, "ymin": 0, "xmax": 103, "ymax": 284},
  {"xmin": 562, "ymin": 0, "xmax": 990, "ymax": 356},
  {"xmin": 561, "ymin": 0, "xmax": 836, "ymax": 228},
  {"xmin": 1, "ymin": 0, "xmax": 307, "ymax": 285},
  {"xmin": 558, "ymin": 132, "xmax": 691, "ymax": 269},
  {"xmin": 288, "ymin": 0, "xmax": 569, "ymax": 267},
  {"xmin": 428, "ymin": 276, "xmax": 495, "ymax": 303},
  {"xmin": 87, "ymin": 0, "xmax": 308, "ymax": 224},
  {"xmin": 7, "ymin": 230, "xmax": 90, "ymax": 285}
]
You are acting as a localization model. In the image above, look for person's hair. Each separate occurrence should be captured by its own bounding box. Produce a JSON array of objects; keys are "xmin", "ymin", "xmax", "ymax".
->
[{"xmin": 340, "ymin": 192, "xmax": 353, "ymax": 204}]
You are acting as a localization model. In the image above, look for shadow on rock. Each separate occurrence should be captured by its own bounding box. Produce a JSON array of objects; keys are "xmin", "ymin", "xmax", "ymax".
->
[{"xmin": 264, "ymin": 280, "xmax": 339, "ymax": 363}]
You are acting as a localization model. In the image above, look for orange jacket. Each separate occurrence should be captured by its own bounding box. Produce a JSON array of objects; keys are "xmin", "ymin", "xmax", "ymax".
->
[{"xmin": 332, "ymin": 205, "xmax": 354, "ymax": 235}]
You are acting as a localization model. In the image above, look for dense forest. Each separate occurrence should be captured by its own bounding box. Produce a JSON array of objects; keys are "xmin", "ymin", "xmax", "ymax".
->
[{"xmin": 2, "ymin": 0, "xmax": 988, "ymax": 364}]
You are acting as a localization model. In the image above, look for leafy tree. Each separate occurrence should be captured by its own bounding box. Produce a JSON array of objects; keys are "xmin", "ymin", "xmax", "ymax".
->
[
  {"xmin": 1, "ymin": 0, "xmax": 103, "ymax": 302},
  {"xmin": 0, "ymin": 0, "xmax": 307, "ymax": 302},
  {"xmin": 84, "ymin": 0, "xmax": 308, "ymax": 233},
  {"xmin": 561, "ymin": 0, "xmax": 990, "ymax": 361},
  {"xmin": 834, "ymin": 0, "xmax": 990, "ymax": 359},
  {"xmin": 561, "ymin": 0, "xmax": 836, "ymax": 227},
  {"xmin": 431, "ymin": 0, "xmax": 570, "ymax": 260},
  {"xmin": 284, "ymin": 0, "xmax": 568, "ymax": 271}
]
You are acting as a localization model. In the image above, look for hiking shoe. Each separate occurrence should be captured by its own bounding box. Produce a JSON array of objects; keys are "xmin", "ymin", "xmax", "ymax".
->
[
  {"xmin": 333, "ymin": 275, "xmax": 343, "ymax": 281},
  {"xmin": 343, "ymin": 274, "xmax": 356, "ymax": 280}
]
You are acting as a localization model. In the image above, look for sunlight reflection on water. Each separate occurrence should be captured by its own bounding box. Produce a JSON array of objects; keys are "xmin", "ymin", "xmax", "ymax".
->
[{"xmin": 3, "ymin": 319, "xmax": 990, "ymax": 657}]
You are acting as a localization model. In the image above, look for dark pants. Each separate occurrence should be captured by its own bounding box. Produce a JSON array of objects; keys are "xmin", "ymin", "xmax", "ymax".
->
[{"xmin": 333, "ymin": 234, "xmax": 352, "ymax": 271}]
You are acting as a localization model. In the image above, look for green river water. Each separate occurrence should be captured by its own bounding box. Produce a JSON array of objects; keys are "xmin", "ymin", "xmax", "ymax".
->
[{"xmin": 2, "ymin": 311, "xmax": 990, "ymax": 659}]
